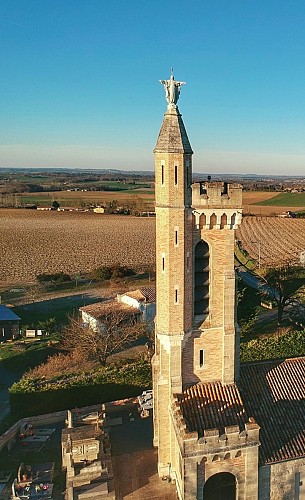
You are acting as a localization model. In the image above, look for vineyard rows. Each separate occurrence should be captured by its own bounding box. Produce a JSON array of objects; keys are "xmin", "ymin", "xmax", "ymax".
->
[{"xmin": 236, "ymin": 216, "xmax": 305, "ymax": 267}]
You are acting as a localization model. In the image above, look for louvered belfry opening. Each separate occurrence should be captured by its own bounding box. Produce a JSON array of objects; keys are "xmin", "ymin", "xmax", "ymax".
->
[{"xmin": 194, "ymin": 240, "xmax": 209, "ymax": 315}]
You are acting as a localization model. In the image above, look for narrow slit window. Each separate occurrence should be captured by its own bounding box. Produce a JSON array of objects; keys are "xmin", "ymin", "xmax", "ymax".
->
[
  {"xmin": 174, "ymin": 165, "xmax": 178, "ymax": 185},
  {"xmin": 175, "ymin": 229, "xmax": 178, "ymax": 246},
  {"xmin": 162, "ymin": 256, "xmax": 165, "ymax": 272},
  {"xmin": 199, "ymin": 349, "xmax": 204, "ymax": 367},
  {"xmin": 175, "ymin": 287, "xmax": 178, "ymax": 304},
  {"xmin": 161, "ymin": 165, "xmax": 164, "ymax": 185},
  {"xmin": 186, "ymin": 251, "xmax": 190, "ymax": 270}
]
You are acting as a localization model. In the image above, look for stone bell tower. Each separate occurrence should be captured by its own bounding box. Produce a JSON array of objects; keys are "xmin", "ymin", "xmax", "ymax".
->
[
  {"xmin": 152, "ymin": 72, "xmax": 194, "ymax": 476},
  {"xmin": 152, "ymin": 73, "xmax": 244, "ymax": 484}
]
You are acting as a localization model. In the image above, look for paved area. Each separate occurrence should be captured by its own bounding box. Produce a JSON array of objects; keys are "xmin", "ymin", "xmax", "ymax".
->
[{"xmin": 109, "ymin": 405, "xmax": 177, "ymax": 499}]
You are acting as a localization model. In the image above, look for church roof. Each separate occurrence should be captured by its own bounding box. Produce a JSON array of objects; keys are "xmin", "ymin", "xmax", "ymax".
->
[
  {"xmin": 154, "ymin": 107, "xmax": 193, "ymax": 154},
  {"xmin": 178, "ymin": 382, "xmax": 249, "ymax": 437},
  {"xmin": 178, "ymin": 357, "xmax": 305, "ymax": 465},
  {"xmin": 240, "ymin": 357, "xmax": 305, "ymax": 464}
]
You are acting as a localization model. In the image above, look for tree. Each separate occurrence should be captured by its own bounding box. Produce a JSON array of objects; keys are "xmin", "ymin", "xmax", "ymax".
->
[
  {"xmin": 52, "ymin": 200, "xmax": 60, "ymax": 210},
  {"xmin": 262, "ymin": 264, "xmax": 305, "ymax": 324},
  {"xmin": 237, "ymin": 279, "xmax": 260, "ymax": 336},
  {"xmin": 61, "ymin": 308, "xmax": 148, "ymax": 366}
]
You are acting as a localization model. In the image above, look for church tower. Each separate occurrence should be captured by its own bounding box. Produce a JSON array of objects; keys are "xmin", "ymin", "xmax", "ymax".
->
[
  {"xmin": 152, "ymin": 74, "xmax": 260, "ymax": 500},
  {"xmin": 153, "ymin": 73, "xmax": 194, "ymax": 476}
]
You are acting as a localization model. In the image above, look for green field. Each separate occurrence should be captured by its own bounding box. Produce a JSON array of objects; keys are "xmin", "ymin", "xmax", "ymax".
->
[{"xmin": 254, "ymin": 192, "xmax": 305, "ymax": 206}]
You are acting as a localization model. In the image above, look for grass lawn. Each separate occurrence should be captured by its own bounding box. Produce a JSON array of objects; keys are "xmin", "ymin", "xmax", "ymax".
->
[
  {"xmin": 0, "ymin": 340, "xmax": 57, "ymax": 373},
  {"xmin": 235, "ymin": 242, "xmax": 258, "ymax": 272},
  {"xmin": 254, "ymin": 192, "xmax": 305, "ymax": 206}
]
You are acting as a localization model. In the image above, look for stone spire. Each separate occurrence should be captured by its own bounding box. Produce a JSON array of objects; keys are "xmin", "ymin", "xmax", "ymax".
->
[{"xmin": 154, "ymin": 107, "xmax": 193, "ymax": 154}]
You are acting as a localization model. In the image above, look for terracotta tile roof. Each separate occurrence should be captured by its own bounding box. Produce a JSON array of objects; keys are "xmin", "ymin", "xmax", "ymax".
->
[
  {"xmin": 178, "ymin": 382, "xmax": 249, "ymax": 437},
  {"xmin": 80, "ymin": 301, "xmax": 139, "ymax": 320},
  {"xmin": 124, "ymin": 287, "xmax": 156, "ymax": 303},
  {"xmin": 240, "ymin": 357, "xmax": 305, "ymax": 464}
]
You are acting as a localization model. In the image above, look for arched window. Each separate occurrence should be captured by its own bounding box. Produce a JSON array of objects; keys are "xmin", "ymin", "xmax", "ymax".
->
[
  {"xmin": 199, "ymin": 214, "xmax": 206, "ymax": 229},
  {"xmin": 220, "ymin": 213, "xmax": 227, "ymax": 229},
  {"xmin": 231, "ymin": 213, "xmax": 237, "ymax": 227},
  {"xmin": 203, "ymin": 472, "xmax": 236, "ymax": 500},
  {"xmin": 194, "ymin": 241, "xmax": 209, "ymax": 315},
  {"xmin": 210, "ymin": 213, "xmax": 217, "ymax": 229}
]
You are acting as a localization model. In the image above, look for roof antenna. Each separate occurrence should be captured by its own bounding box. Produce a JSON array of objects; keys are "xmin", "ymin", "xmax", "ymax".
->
[{"xmin": 171, "ymin": 67, "xmax": 174, "ymax": 77}]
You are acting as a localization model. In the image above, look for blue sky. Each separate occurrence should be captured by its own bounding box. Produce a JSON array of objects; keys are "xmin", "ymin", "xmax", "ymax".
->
[{"xmin": 1, "ymin": 0, "xmax": 305, "ymax": 174}]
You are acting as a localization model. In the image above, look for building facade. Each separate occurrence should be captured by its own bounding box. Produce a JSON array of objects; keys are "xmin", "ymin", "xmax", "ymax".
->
[{"xmin": 152, "ymin": 74, "xmax": 305, "ymax": 499}]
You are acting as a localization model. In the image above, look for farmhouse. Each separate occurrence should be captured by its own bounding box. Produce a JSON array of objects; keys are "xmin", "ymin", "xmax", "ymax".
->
[
  {"xmin": 0, "ymin": 305, "xmax": 20, "ymax": 341},
  {"xmin": 80, "ymin": 300, "xmax": 140, "ymax": 333},
  {"xmin": 80, "ymin": 287, "xmax": 155, "ymax": 332},
  {"xmin": 92, "ymin": 206, "xmax": 105, "ymax": 214},
  {"xmin": 117, "ymin": 287, "xmax": 156, "ymax": 322}
]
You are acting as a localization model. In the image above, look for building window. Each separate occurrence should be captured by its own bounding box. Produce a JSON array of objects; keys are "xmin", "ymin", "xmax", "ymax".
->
[
  {"xmin": 199, "ymin": 349, "xmax": 204, "ymax": 367},
  {"xmin": 174, "ymin": 165, "xmax": 178, "ymax": 186},
  {"xmin": 175, "ymin": 286, "xmax": 179, "ymax": 304},
  {"xmin": 174, "ymin": 227, "xmax": 178, "ymax": 246},
  {"xmin": 186, "ymin": 251, "xmax": 190, "ymax": 270},
  {"xmin": 161, "ymin": 164, "xmax": 164, "ymax": 185},
  {"xmin": 162, "ymin": 253, "xmax": 165, "ymax": 272}
]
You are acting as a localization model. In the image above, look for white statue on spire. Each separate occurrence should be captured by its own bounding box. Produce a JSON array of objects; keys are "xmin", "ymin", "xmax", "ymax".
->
[{"xmin": 160, "ymin": 68, "xmax": 186, "ymax": 107}]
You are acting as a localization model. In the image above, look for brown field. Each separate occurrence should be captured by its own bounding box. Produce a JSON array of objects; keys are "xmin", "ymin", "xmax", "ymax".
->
[
  {"xmin": 2, "ymin": 208, "xmax": 305, "ymax": 286},
  {"xmin": 0, "ymin": 209, "xmax": 156, "ymax": 285},
  {"xmin": 236, "ymin": 216, "xmax": 305, "ymax": 267},
  {"xmin": 242, "ymin": 191, "xmax": 278, "ymax": 204},
  {"xmin": 242, "ymin": 191, "xmax": 305, "ymax": 215}
]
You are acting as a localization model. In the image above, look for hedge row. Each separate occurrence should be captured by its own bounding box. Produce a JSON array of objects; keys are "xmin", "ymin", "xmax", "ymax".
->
[
  {"xmin": 240, "ymin": 329, "xmax": 305, "ymax": 362},
  {"xmin": 9, "ymin": 361, "xmax": 152, "ymax": 418}
]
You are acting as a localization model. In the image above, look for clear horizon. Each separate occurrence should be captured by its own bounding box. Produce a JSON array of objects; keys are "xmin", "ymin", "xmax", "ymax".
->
[{"xmin": 2, "ymin": 1, "xmax": 305, "ymax": 175}]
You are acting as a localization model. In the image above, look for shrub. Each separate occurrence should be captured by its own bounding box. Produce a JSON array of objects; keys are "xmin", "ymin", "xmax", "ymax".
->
[
  {"xmin": 37, "ymin": 272, "xmax": 71, "ymax": 283},
  {"xmin": 9, "ymin": 360, "xmax": 151, "ymax": 418},
  {"xmin": 92, "ymin": 264, "xmax": 134, "ymax": 281},
  {"xmin": 240, "ymin": 328, "xmax": 305, "ymax": 362}
]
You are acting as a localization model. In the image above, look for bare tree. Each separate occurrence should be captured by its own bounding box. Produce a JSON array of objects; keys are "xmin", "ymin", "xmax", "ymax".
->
[
  {"xmin": 61, "ymin": 307, "xmax": 148, "ymax": 366},
  {"xmin": 262, "ymin": 264, "xmax": 305, "ymax": 324}
]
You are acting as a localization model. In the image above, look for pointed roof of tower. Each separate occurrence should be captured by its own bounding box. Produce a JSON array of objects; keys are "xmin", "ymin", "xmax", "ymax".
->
[{"xmin": 154, "ymin": 107, "xmax": 193, "ymax": 154}]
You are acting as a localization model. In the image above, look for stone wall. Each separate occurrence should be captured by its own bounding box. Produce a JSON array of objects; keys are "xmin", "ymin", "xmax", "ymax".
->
[{"xmin": 259, "ymin": 458, "xmax": 305, "ymax": 500}]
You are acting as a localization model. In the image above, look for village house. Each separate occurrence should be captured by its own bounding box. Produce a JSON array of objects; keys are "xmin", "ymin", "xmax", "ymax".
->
[
  {"xmin": 0, "ymin": 305, "xmax": 20, "ymax": 341},
  {"xmin": 117, "ymin": 287, "xmax": 156, "ymax": 323},
  {"xmin": 80, "ymin": 287, "xmax": 155, "ymax": 332}
]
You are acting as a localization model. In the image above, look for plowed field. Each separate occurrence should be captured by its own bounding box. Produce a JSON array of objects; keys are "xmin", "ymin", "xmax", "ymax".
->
[
  {"xmin": 1, "ymin": 209, "xmax": 305, "ymax": 286},
  {"xmin": 0, "ymin": 210, "xmax": 155, "ymax": 285}
]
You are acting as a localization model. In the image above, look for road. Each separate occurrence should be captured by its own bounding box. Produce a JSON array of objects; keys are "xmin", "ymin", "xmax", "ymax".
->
[{"xmin": 237, "ymin": 269, "xmax": 277, "ymax": 299}]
